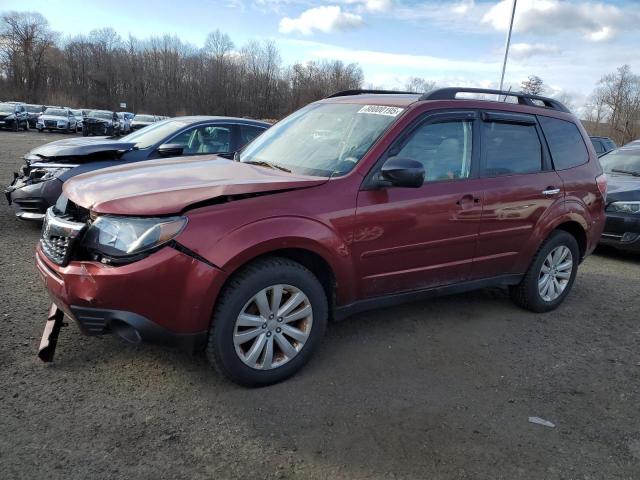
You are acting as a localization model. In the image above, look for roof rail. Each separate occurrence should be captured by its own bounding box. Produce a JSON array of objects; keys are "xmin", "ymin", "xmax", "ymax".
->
[
  {"xmin": 326, "ymin": 89, "xmax": 418, "ymax": 98},
  {"xmin": 420, "ymin": 87, "xmax": 570, "ymax": 113}
]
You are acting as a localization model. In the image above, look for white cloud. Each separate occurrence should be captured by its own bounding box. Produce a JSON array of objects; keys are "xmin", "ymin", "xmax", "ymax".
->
[
  {"xmin": 451, "ymin": 0, "xmax": 475, "ymax": 15},
  {"xmin": 509, "ymin": 42, "xmax": 561, "ymax": 60},
  {"xmin": 481, "ymin": 0, "xmax": 638, "ymax": 42},
  {"xmin": 279, "ymin": 6, "xmax": 363, "ymax": 35}
]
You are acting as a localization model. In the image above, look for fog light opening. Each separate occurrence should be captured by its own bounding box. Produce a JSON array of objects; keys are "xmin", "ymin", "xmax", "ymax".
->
[
  {"xmin": 621, "ymin": 232, "xmax": 640, "ymax": 243},
  {"xmin": 111, "ymin": 320, "xmax": 142, "ymax": 344}
]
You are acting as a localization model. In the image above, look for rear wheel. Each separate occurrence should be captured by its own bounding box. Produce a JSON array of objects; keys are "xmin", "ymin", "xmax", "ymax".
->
[
  {"xmin": 510, "ymin": 230, "xmax": 580, "ymax": 312},
  {"xmin": 82, "ymin": 129, "xmax": 88, "ymax": 137},
  {"xmin": 207, "ymin": 257, "xmax": 328, "ymax": 387}
]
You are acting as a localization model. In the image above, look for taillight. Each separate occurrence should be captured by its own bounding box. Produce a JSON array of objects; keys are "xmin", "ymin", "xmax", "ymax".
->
[{"xmin": 596, "ymin": 174, "xmax": 608, "ymax": 202}]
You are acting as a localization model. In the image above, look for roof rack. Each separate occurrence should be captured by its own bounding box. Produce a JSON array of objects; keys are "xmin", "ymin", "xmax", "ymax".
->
[
  {"xmin": 326, "ymin": 89, "xmax": 418, "ymax": 98},
  {"xmin": 420, "ymin": 87, "xmax": 570, "ymax": 113}
]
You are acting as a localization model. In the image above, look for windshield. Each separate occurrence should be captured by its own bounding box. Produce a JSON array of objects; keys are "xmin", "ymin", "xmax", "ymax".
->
[
  {"xmin": 120, "ymin": 119, "xmax": 188, "ymax": 148},
  {"xmin": 88, "ymin": 111, "xmax": 112, "ymax": 120},
  {"xmin": 71, "ymin": 110, "xmax": 82, "ymax": 116},
  {"xmin": 26, "ymin": 105, "xmax": 43, "ymax": 113},
  {"xmin": 0, "ymin": 103, "xmax": 15, "ymax": 114},
  {"xmin": 134, "ymin": 115, "xmax": 155, "ymax": 122},
  {"xmin": 238, "ymin": 103, "xmax": 403, "ymax": 177},
  {"xmin": 600, "ymin": 149, "xmax": 640, "ymax": 174},
  {"xmin": 44, "ymin": 108, "xmax": 67, "ymax": 116}
]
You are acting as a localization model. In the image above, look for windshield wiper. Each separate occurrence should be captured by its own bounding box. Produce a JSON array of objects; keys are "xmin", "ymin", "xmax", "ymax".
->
[
  {"xmin": 243, "ymin": 160, "xmax": 291, "ymax": 173},
  {"xmin": 611, "ymin": 168, "xmax": 640, "ymax": 177}
]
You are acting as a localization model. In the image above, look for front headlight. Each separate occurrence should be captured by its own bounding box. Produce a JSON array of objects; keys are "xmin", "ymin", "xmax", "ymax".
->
[
  {"xmin": 29, "ymin": 167, "xmax": 71, "ymax": 182},
  {"xmin": 81, "ymin": 216, "xmax": 188, "ymax": 260},
  {"xmin": 606, "ymin": 201, "xmax": 640, "ymax": 214}
]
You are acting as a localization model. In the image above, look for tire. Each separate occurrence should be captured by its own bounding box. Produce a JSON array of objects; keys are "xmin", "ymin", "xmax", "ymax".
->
[
  {"xmin": 13, "ymin": 121, "xmax": 19, "ymax": 132},
  {"xmin": 83, "ymin": 129, "xmax": 88, "ymax": 137},
  {"xmin": 510, "ymin": 230, "xmax": 580, "ymax": 313},
  {"xmin": 23, "ymin": 121, "xmax": 29, "ymax": 131},
  {"xmin": 207, "ymin": 256, "xmax": 328, "ymax": 387}
]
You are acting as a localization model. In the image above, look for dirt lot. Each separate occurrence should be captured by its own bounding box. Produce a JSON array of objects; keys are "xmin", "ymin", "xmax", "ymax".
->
[{"xmin": 1, "ymin": 130, "xmax": 639, "ymax": 479}]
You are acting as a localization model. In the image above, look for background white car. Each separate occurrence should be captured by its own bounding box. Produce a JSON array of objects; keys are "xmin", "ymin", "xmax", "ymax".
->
[{"xmin": 36, "ymin": 107, "xmax": 79, "ymax": 133}]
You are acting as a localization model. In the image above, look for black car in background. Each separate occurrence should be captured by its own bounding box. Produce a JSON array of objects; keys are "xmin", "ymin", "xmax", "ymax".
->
[
  {"xmin": 130, "ymin": 114, "xmax": 158, "ymax": 131},
  {"xmin": 25, "ymin": 104, "xmax": 45, "ymax": 128},
  {"xmin": 4, "ymin": 116, "xmax": 269, "ymax": 220},
  {"xmin": 590, "ymin": 136, "xmax": 617, "ymax": 156},
  {"xmin": 0, "ymin": 102, "xmax": 29, "ymax": 131},
  {"xmin": 83, "ymin": 110, "xmax": 121, "ymax": 136},
  {"xmin": 598, "ymin": 145, "xmax": 640, "ymax": 253}
]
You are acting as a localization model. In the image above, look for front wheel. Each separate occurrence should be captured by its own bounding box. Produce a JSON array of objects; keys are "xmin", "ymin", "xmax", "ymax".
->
[
  {"xmin": 207, "ymin": 257, "xmax": 328, "ymax": 387},
  {"xmin": 510, "ymin": 230, "xmax": 580, "ymax": 313}
]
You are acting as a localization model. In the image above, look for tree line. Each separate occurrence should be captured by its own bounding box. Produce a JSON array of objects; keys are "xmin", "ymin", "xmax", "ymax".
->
[{"xmin": 0, "ymin": 11, "xmax": 364, "ymax": 119}]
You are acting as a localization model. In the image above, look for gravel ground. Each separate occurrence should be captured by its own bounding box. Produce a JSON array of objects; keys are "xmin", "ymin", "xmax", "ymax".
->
[{"xmin": 1, "ymin": 130, "xmax": 639, "ymax": 479}]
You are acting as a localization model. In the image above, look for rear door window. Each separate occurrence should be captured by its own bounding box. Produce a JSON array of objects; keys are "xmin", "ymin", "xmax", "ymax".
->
[
  {"xmin": 539, "ymin": 116, "xmax": 589, "ymax": 169},
  {"xmin": 481, "ymin": 121, "xmax": 542, "ymax": 176},
  {"xmin": 170, "ymin": 125, "xmax": 234, "ymax": 155},
  {"xmin": 240, "ymin": 124, "xmax": 266, "ymax": 146}
]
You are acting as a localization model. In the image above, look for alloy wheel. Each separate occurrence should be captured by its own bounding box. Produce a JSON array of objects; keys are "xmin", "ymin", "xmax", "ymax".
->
[
  {"xmin": 538, "ymin": 245, "xmax": 573, "ymax": 302},
  {"xmin": 233, "ymin": 284, "xmax": 313, "ymax": 370}
]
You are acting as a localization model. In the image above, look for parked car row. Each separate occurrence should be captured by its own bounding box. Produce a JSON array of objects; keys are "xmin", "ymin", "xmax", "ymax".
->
[
  {"xmin": 0, "ymin": 101, "xmax": 162, "ymax": 135},
  {"xmin": 3, "ymin": 87, "xmax": 620, "ymax": 388}
]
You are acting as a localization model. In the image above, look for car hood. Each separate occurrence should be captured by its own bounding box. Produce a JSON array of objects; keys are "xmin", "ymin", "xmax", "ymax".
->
[
  {"xmin": 63, "ymin": 156, "xmax": 329, "ymax": 215},
  {"xmin": 40, "ymin": 115, "xmax": 68, "ymax": 121},
  {"xmin": 607, "ymin": 174, "xmax": 640, "ymax": 203},
  {"xmin": 26, "ymin": 137, "xmax": 136, "ymax": 162}
]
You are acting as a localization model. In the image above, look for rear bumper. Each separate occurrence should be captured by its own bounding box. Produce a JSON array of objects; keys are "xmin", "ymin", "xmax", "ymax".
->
[
  {"xmin": 599, "ymin": 211, "xmax": 640, "ymax": 253},
  {"xmin": 4, "ymin": 177, "xmax": 62, "ymax": 221},
  {"xmin": 35, "ymin": 245, "xmax": 228, "ymax": 352}
]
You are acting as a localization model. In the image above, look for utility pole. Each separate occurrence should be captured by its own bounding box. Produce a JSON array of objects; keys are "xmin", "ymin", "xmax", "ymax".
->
[{"xmin": 498, "ymin": 0, "xmax": 517, "ymax": 92}]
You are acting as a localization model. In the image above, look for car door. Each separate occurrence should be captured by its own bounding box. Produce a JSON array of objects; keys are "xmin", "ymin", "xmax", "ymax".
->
[
  {"xmin": 471, "ymin": 111, "xmax": 564, "ymax": 280},
  {"xmin": 353, "ymin": 111, "xmax": 484, "ymax": 299}
]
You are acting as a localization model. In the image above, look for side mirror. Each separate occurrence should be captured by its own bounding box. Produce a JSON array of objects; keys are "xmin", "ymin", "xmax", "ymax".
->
[
  {"xmin": 157, "ymin": 144, "xmax": 185, "ymax": 157},
  {"xmin": 379, "ymin": 157, "xmax": 425, "ymax": 188}
]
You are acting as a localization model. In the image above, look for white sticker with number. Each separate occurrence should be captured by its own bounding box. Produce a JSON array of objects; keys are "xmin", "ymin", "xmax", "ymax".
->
[{"xmin": 357, "ymin": 105, "xmax": 404, "ymax": 117}]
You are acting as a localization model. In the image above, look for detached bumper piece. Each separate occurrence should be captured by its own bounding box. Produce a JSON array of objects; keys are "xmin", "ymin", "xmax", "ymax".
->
[{"xmin": 38, "ymin": 304, "xmax": 66, "ymax": 362}]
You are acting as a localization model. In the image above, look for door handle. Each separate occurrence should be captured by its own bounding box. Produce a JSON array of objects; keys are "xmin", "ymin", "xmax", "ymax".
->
[
  {"xmin": 542, "ymin": 187, "xmax": 561, "ymax": 196},
  {"xmin": 456, "ymin": 194, "xmax": 480, "ymax": 207}
]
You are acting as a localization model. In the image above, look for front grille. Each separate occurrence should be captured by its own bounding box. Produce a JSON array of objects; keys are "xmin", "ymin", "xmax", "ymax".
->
[
  {"xmin": 14, "ymin": 197, "xmax": 48, "ymax": 214},
  {"xmin": 44, "ymin": 120, "xmax": 56, "ymax": 128},
  {"xmin": 40, "ymin": 207, "xmax": 86, "ymax": 266}
]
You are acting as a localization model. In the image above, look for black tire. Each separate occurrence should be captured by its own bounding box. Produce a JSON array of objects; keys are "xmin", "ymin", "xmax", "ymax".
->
[
  {"xmin": 207, "ymin": 256, "xmax": 328, "ymax": 387},
  {"xmin": 82, "ymin": 129, "xmax": 88, "ymax": 137},
  {"xmin": 23, "ymin": 121, "xmax": 29, "ymax": 131},
  {"xmin": 510, "ymin": 230, "xmax": 580, "ymax": 313},
  {"xmin": 13, "ymin": 121, "xmax": 19, "ymax": 132}
]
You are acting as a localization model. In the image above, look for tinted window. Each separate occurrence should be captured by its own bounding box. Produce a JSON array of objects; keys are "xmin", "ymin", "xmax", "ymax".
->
[
  {"xmin": 482, "ymin": 122, "xmax": 542, "ymax": 176},
  {"xmin": 397, "ymin": 120, "xmax": 472, "ymax": 181},
  {"xmin": 539, "ymin": 116, "xmax": 589, "ymax": 169},
  {"xmin": 240, "ymin": 125, "xmax": 266, "ymax": 145},
  {"xmin": 591, "ymin": 139, "xmax": 605, "ymax": 154},
  {"xmin": 170, "ymin": 125, "xmax": 233, "ymax": 154}
]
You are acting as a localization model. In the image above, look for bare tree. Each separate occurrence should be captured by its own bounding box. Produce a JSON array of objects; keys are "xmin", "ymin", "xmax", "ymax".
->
[
  {"xmin": 404, "ymin": 77, "xmax": 436, "ymax": 93},
  {"xmin": 0, "ymin": 11, "xmax": 364, "ymax": 119},
  {"xmin": 520, "ymin": 75, "xmax": 545, "ymax": 95}
]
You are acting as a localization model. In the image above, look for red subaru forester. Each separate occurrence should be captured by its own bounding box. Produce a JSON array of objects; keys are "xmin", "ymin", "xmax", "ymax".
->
[{"xmin": 36, "ymin": 88, "xmax": 607, "ymax": 386}]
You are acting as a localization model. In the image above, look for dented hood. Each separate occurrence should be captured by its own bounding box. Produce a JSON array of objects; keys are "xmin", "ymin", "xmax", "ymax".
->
[
  {"xmin": 63, "ymin": 156, "xmax": 329, "ymax": 215},
  {"xmin": 27, "ymin": 137, "xmax": 135, "ymax": 161}
]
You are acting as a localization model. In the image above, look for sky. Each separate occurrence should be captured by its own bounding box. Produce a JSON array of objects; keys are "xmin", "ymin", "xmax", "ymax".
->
[{"xmin": 2, "ymin": 0, "xmax": 639, "ymax": 112}]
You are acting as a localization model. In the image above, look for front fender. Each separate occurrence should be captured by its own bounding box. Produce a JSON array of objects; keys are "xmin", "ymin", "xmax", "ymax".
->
[{"xmin": 180, "ymin": 215, "xmax": 357, "ymax": 305}]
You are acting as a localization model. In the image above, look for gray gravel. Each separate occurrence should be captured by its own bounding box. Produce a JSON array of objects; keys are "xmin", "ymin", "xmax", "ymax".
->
[{"xmin": 1, "ymin": 130, "xmax": 639, "ymax": 479}]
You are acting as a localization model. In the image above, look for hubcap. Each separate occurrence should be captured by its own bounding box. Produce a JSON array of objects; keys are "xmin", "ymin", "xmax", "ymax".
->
[
  {"xmin": 233, "ymin": 284, "xmax": 313, "ymax": 370},
  {"xmin": 538, "ymin": 245, "xmax": 573, "ymax": 302}
]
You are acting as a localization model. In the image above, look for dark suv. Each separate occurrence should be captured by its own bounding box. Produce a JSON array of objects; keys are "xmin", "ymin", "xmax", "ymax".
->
[{"xmin": 35, "ymin": 88, "xmax": 606, "ymax": 386}]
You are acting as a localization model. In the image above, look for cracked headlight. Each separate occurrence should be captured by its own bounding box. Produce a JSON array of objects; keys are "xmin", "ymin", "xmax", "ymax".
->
[
  {"xmin": 81, "ymin": 215, "xmax": 188, "ymax": 261},
  {"xmin": 606, "ymin": 201, "xmax": 640, "ymax": 214},
  {"xmin": 30, "ymin": 167, "xmax": 71, "ymax": 182}
]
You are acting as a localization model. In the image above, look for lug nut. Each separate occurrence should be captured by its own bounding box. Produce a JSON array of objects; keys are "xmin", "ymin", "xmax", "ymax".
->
[
  {"xmin": 266, "ymin": 331, "xmax": 272, "ymax": 337},
  {"xmin": 276, "ymin": 327, "xmax": 281, "ymax": 333},
  {"xmin": 277, "ymin": 317, "xmax": 283, "ymax": 322},
  {"xmin": 269, "ymin": 314, "xmax": 274, "ymax": 319},
  {"xmin": 262, "ymin": 323, "xmax": 267, "ymax": 329}
]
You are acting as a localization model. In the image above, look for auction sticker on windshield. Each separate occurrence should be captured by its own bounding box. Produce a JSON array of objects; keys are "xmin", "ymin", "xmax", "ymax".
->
[{"xmin": 358, "ymin": 105, "xmax": 404, "ymax": 117}]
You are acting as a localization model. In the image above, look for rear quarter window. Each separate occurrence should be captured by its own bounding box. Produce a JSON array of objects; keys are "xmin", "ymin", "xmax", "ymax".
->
[{"xmin": 539, "ymin": 116, "xmax": 589, "ymax": 170}]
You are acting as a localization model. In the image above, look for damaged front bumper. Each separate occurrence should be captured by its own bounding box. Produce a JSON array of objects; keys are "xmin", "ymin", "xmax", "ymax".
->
[
  {"xmin": 34, "ymin": 244, "xmax": 227, "ymax": 361},
  {"xmin": 4, "ymin": 175, "xmax": 63, "ymax": 221}
]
